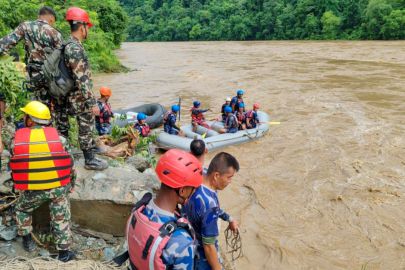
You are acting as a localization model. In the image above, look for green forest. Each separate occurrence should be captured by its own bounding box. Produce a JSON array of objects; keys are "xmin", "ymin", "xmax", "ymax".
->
[
  {"xmin": 0, "ymin": 0, "xmax": 128, "ymax": 73},
  {"xmin": 119, "ymin": 0, "xmax": 405, "ymax": 41}
]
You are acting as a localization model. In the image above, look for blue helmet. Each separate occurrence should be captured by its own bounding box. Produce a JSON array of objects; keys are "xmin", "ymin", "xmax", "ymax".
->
[
  {"xmin": 137, "ymin": 112, "xmax": 147, "ymax": 120},
  {"xmin": 193, "ymin": 101, "xmax": 201, "ymax": 107},
  {"xmin": 224, "ymin": 106, "xmax": 232, "ymax": 114},
  {"xmin": 237, "ymin": 90, "xmax": 244, "ymax": 95},
  {"xmin": 239, "ymin": 102, "xmax": 245, "ymax": 108},
  {"xmin": 172, "ymin": 105, "xmax": 180, "ymax": 112}
]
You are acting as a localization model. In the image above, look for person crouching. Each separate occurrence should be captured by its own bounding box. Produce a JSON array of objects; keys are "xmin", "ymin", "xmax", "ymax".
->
[
  {"xmin": 95, "ymin": 86, "xmax": 114, "ymax": 135},
  {"xmin": 133, "ymin": 112, "xmax": 150, "ymax": 137}
]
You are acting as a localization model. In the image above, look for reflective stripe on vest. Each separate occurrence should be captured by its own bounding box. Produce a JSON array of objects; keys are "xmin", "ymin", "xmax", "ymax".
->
[
  {"xmin": 10, "ymin": 127, "xmax": 72, "ymax": 190},
  {"xmin": 190, "ymin": 108, "xmax": 204, "ymax": 121}
]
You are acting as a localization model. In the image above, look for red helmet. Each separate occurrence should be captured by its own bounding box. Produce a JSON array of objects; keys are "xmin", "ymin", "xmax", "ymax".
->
[
  {"xmin": 66, "ymin": 7, "xmax": 94, "ymax": 27},
  {"xmin": 156, "ymin": 149, "xmax": 203, "ymax": 188},
  {"xmin": 99, "ymin": 86, "xmax": 111, "ymax": 96},
  {"xmin": 253, "ymin": 103, "xmax": 260, "ymax": 109}
]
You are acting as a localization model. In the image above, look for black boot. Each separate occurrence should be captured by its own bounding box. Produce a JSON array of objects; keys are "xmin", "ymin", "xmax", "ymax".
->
[
  {"xmin": 22, "ymin": 234, "xmax": 36, "ymax": 252},
  {"xmin": 83, "ymin": 149, "xmax": 109, "ymax": 171},
  {"xmin": 57, "ymin": 249, "xmax": 77, "ymax": 263},
  {"xmin": 91, "ymin": 140, "xmax": 107, "ymax": 154}
]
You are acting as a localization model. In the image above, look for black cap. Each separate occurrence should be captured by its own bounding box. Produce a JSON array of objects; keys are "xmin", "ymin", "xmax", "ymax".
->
[{"xmin": 38, "ymin": 6, "xmax": 57, "ymax": 20}]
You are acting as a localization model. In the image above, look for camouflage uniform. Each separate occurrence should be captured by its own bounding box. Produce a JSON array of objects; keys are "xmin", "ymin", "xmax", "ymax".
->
[
  {"xmin": 12, "ymin": 128, "xmax": 76, "ymax": 251},
  {"xmin": 0, "ymin": 20, "xmax": 63, "ymax": 106},
  {"xmin": 54, "ymin": 35, "xmax": 96, "ymax": 150}
]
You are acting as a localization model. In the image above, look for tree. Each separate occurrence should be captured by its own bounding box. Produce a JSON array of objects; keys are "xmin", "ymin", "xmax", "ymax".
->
[
  {"xmin": 321, "ymin": 10, "xmax": 341, "ymax": 39},
  {"xmin": 381, "ymin": 9, "xmax": 405, "ymax": 39}
]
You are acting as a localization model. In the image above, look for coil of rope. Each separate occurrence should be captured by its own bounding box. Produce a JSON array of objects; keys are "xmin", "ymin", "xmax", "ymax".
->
[{"xmin": 223, "ymin": 227, "xmax": 245, "ymax": 270}]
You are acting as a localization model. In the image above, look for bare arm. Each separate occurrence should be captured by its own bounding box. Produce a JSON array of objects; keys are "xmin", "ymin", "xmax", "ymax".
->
[{"xmin": 203, "ymin": 244, "xmax": 222, "ymax": 270}]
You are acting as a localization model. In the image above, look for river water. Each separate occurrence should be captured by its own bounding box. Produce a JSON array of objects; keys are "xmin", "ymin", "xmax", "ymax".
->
[{"xmin": 94, "ymin": 41, "xmax": 405, "ymax": 270}]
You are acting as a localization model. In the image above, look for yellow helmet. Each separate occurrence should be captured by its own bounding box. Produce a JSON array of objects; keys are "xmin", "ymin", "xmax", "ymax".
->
[{"xmin": 20, "ymin": 101, "xmax": 51, "ymax": 124}]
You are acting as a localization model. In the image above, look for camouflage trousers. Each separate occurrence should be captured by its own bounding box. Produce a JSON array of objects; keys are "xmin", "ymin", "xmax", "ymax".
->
[{"xmin": 15, "ymin": 185, "xmax": 72, "ymax": 251}]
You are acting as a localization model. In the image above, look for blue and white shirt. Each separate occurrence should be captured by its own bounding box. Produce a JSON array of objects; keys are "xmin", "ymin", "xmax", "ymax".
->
[{"xmin": 143, "ymin": 200, "xmax": 195, "ymax": 270}]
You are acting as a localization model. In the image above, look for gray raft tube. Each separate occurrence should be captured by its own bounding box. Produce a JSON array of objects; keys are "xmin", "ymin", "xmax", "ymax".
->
[
  {"xmin": 154, "ymin": 111, "xmax": 270, "ymax": 152},
  {"xmin": 112, "ymin": 103, "xmax": 167, "ymax": 129}
]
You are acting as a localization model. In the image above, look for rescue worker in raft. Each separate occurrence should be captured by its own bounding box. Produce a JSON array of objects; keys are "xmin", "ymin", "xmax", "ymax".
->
[
  {"xmin": 246, "ymin": 103, "xmax": 260, "ymax": 129},
  {"xmin": 220, "ymin": 97, "xmax": 231, "ymax": 123},
  {"xmin": 95, "ymin": 86, "xmax": 114, "ymax": 135},
  {"xmin": 234, "ymin": 102, "xmax": 247, "ymax": 130},
  {"xmin": 116, "ymin": 149, "xmax": 203, "ymax": 270},
  {"xmin": 230, "ymin": 90, "xmax": 244, "ymax": 112},
  {"xmin": 10, "ymin": 101, "xmax": 77, "ymax": 262},
  {"xmin": 182, "ymin": 152, "xmax": 240, "ymax": 270},
  {"xmin": 163, "ymin": 104, "xmax": 184, "ymax": 136},
  {"xmin": 191, "ymin": 101, "xmax": 212, "ymax": 132},
  {"xmin": 219, "ymin": 106, "xmax": 238, "ymax": 134},
  {"xmin": 133, "ymin": 112, "xmax": 150, "ymax": 137}
]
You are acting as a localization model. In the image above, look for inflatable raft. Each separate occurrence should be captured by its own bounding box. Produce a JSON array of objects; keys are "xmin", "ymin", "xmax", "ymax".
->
[
  {"xmin": 113, "ymin": 103, "xmax": 167, "ymax": 129},
  {"xmin": 155, "ymin": 111, "xmax": 270, "ymax": 152}
]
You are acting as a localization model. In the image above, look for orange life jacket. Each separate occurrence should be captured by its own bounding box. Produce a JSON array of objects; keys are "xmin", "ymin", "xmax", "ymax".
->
[{"xmin": 10, "ymin": 127, "xmax": 72, "ymax": 190}]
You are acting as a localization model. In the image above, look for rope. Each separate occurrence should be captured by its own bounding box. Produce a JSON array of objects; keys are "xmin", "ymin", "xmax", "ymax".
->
[
  {"xmin": 0, "ymin": 256, "xmax": 127, "ymax": 270},
  {"xmin": 223, "ymin": 228, "xmax": 245, "ymax": 270}
]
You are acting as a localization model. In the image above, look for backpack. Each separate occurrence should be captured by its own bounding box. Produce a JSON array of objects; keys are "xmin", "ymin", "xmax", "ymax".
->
[{"xmin": 43, "ymin": 40, "xmax": 76, "ymax": 98}]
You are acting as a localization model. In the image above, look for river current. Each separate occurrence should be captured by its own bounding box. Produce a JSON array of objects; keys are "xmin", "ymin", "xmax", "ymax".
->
[{"xmin": 94, "ymin": 41, "xmax": 405, "ymax": 270}]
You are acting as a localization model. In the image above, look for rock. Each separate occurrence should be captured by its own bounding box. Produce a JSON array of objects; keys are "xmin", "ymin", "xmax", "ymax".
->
[
  {"xmin": 0, "ymin": 225, "xmax": 17, "ymax": 241},
  {"xmin": 103, "ymin": 247, "xmax": 115, "ymax": 261},
  {"xmin": 86, "ymin": 237, "xmax": 96, "ymax": 247},
  {"xmin": 38, "ymin": 249, "xmax": 50, "ymax": 256},
  {"xmin": 126, "ymin": 156, "xmax": 150, "ymax": 172},
  {"xmin": 143, "ymin": 168, "xmax": 154, "ymax": 174},
  {"xmin": 93, "ymin": 172, "xmax": 107, "ymax": 180}
]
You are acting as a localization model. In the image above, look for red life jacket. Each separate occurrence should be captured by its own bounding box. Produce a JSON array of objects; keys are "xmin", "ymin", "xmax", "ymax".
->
[
  {"xmin": 190, "ymin": 107, "xmax": 204, "ymax": 122},
  {"xmin": 133, "ymin": 123, "xmax": 150, "ymax": 137},
  {"xmin": 247, "ymin": 109, "xmax": 258, "ymax": 124},
  {"xmin": 226, "ymin": 114, "xmax": 239, "ymax": 128},
  {"xmin": 114, "ymin": 193, "xmax": 196, "ymax": 270},
  {"xmin": 10, "ymin": 127, "xmax": 72, "ymax": 190},
  {"xmin": 235, "ymin": 111, "xmax": 246, "ymax": 123},
  {"xmin": 99, "ymin": 101, "xmax": 112, "ymax": 123}
]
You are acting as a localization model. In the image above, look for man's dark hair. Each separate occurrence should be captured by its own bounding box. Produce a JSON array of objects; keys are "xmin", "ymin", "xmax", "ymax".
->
[
  {"xmin": 38, "ymin": 6, "xmax": 56, "ymax": 19},
  {"xmin": 190, "ymin": 139, "xmax": 205, "ymax": 157},
  {"xmin": 69, "ymin": 21, "xmax": 85, "ymax": 32},
  {"xmin": 9, "ymin": 52, "xmax": 19, "ymax": 62},
  {"xmin": 206, "ymin": 152, "xmax": 239, "ymax": 175}
]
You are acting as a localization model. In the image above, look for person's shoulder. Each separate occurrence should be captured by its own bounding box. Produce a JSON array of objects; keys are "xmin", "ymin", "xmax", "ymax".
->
[{"xmin": 166, "ymin": 228, "xmax": 195, "ymax": 253}]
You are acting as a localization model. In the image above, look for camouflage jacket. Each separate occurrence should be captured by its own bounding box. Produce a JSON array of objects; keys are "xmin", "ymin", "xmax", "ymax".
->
[
  {"xmin": 0, "ymin": 20, "xmax": 63, "ymax": 71},
  {"xmin": 64, "ymin": 35, "xmax": 96, "ymax": 108},
  {"xmin": 9, "ymin": 126, "xmax": 77, "ymax": 189}
]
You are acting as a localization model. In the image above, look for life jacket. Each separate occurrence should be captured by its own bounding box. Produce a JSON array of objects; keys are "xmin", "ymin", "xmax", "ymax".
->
[
  {"xmin": 113, "ymin": 193, "xmax": 196, "ymax": 270},
  {"xmin": 247, "ymin": 109, "xmax": 258, "ymax": 124},
  {"xmin": 163, "ymin": 111, "xmax": 175, "ymax": 125},
  {"xmin": 235, "ymin": 111, "xmax": 246, "ymax": 123},
  {"xmin": 221, "ymin": 104, "xmax": 229, "ymax": 117},
  {"xmin": 98, "ymin": 101, "xmax": 112, "ymax": 124},
  {"xmin": 226, "ymin": 114, "xmax": 239, "ymax": 129},
  {"xmin": 133, "ymin": 123, "xmax": 150, "ymax": 137},
  {"xmin": 190, "ymin": 107, "xmax": 205, "ymax": 122},
  {"xmin": 233, "ymin": 96, "xmax": 244, "ymax": 111},
  {"xmin": 10, "ymin": 127, "xmax": 72, "ymax": 190}
]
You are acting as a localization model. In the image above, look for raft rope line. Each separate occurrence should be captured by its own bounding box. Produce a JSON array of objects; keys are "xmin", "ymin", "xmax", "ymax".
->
[{"xmin": 223, "ymin": 228, "xmax": 245, "ymax": 270}]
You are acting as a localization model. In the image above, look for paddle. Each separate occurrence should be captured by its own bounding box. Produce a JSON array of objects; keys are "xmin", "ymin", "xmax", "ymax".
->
[
  {"xmin": 178, "ymin": 96, "xmax": 181, "ymax": 128},
  {"xmin": 259, "ymin": 122, "xmax": 281, "ymax": 125},
  {"xmin": 202, "ymin": 120, "xmax": 218, "ymax": 139}
]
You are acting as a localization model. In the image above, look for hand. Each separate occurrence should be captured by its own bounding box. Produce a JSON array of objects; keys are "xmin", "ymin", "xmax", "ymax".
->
[
  {"xmin": 247, "ymin": 123, "xmax": 252, "ymax": 128},
  {"xmin": 69, "ymin": 187, "xmax": 75, "ymax": 193},
  {"xmin": 91, "ymin": 105, "xmax": 100, "ymax": 116},
  {"xmin": 228, "ymin": 220, "xmax": 240, "ymax": 234}
]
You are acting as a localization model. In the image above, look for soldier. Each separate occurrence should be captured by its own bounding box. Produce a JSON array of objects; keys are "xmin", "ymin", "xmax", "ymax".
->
[
  {"xmin": 10, "ymin": 101, "xmax": 77, "ymax": 262},
  {"xmin": 59, "ymin": 7, "xmax": 108, "ymax": 170},
  {"xmin": 0, "ymin": 6, "xmax": 62, "ymax": 107}
]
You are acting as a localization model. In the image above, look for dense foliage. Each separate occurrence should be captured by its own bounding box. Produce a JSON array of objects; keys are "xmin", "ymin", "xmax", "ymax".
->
[
  {"xmin": 119, "ymin": 0, "xmax": 405, "ymax": 41},
  {"xmin": 0, "ymin": 0, "xmax": 128, "ymax": 73}
]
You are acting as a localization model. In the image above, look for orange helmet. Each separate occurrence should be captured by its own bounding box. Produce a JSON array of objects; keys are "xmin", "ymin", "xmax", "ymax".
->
[
  {"xmin": 253, "ymin": 103, "xmax": 260, "ymax": 109},
  {"xmin": 66, "ymin": 7, "xmax": 94, "ymax": 27},
  {"xmin": 155, "ymin": 149, "xmax": 203, "ymax": 188},
  {"xmin": 99, "ymin": 86, "xmax": 111, "ymax": 96}
]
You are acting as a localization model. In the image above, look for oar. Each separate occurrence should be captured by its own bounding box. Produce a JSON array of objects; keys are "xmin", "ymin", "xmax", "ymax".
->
[
  {"xmin": 202, "ymin": 120, "xmax": 218, "ymax": 139},
  {"xmin": 259, "ymin": 122, "xmax": 280, "ymax": 125},
  {"xmin": 178, "ymin": 96, "xmax": 181, "ymax": 128}
]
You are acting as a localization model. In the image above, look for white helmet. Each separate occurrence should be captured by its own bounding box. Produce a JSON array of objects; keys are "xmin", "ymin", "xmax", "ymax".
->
[{"xmin": 226, "ymin": 97, "xmax": 231, "ymax": 102}]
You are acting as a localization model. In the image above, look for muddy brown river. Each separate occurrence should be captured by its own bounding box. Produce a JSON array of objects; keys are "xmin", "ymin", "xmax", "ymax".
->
[{"xmin": 94, "ymin": 41, "xmax": 405, "ymax": 270}]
